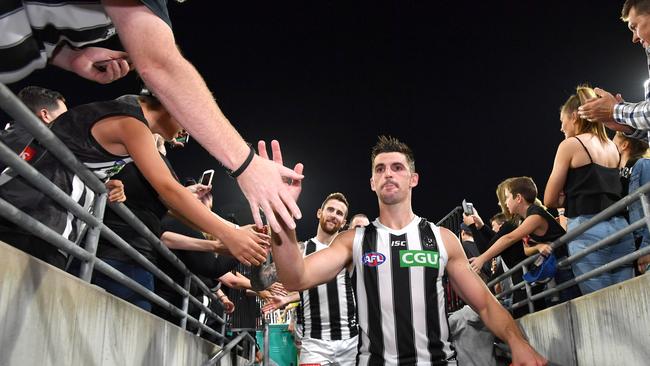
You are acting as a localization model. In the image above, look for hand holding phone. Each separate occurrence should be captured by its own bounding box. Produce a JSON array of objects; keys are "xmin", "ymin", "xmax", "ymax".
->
[
  {"xmin": 174, "ymin": 130, "xmax": 189, "ymax": 144},
  {"xmin": 200, "ymin": 169, "xmax": 215, "ymax": 187},
  {"xmin": 93, "ymin": 58, "xmax": 132, "ymax": 72},
  {"xmin": 462, "ymin": 199, "xmax": 474, "ymax": 216}
]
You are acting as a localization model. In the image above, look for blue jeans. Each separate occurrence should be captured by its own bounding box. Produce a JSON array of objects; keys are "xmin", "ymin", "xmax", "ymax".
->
[
  {"xmin": 92, "ymin": 259, "xmax": 154, "ymax": 311},
  {"xmin": 567, "ymin": 215, "xmax": 635, "ymax": 295}
]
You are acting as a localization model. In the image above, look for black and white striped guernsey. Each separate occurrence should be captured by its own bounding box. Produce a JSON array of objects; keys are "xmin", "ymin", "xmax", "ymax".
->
[
  {"xmin": 0, "ymin": 0, "xmax": 171, "ymax": 83},
  {"xmin": 0, "ymin": 96, "xmax": 147, "ymax": 246},
  {"xmin": 298, "ymin": 237, "xmax": 358, "ymax": 341},
  {"xmin": 351, "ymin": 216, "xmax": 456, "ymax": 365}
]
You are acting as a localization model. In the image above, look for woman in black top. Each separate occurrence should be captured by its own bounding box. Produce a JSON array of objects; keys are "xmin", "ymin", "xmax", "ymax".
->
[{"xmin": 544, "ymin": 86, "xmax": 635, "ymax": 295}]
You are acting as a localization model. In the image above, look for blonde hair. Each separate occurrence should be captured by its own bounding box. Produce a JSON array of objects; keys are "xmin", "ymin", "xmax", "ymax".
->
[
  {"xmin": 560, "ymin": 85, "xmax": 609, "ymax": 143},
  {"xmin": 496, "ymin": 178, "xmax": 515, "ymax": 220}
]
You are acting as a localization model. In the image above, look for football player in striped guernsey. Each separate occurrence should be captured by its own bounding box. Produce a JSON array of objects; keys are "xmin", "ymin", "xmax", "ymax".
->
[{"xmin": 269, "ymin": 136, "xmax": 547, "ymax": 365}]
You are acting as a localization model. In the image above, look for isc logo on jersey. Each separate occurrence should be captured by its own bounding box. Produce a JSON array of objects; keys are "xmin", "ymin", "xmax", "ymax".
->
[
  {"xmin": 399, "ymin": 250, "xmax": 439, "ymax": 268},
  {"xmin": 363, "ymin": 252, "xmax": 386, "ymax": 267}
]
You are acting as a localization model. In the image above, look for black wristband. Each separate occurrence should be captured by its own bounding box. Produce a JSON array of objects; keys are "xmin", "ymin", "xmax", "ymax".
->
[{"xmin": 228, "ymin": 143, "xmax": 255, "ymax": 178}]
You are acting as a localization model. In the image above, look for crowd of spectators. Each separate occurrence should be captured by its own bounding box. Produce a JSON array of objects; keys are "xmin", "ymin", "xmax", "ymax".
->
[{"xmin": 5, "ymin": 0, "xmax": 650, "ymax": 364}]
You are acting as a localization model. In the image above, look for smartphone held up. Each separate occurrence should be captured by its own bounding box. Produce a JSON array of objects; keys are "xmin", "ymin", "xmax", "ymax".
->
[
  {"xmin": 462, "ymin": 199, "xmax": 474, "ymax": 216},
  {"xmin": 200, "ymin": 169, "xmax": 214, "ymax": 187}
]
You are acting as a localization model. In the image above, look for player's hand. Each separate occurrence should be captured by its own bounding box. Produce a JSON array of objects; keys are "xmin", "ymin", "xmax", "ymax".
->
[{"xmin": 509, "ymin": 339, "xmax": 547, "ymax": 366}]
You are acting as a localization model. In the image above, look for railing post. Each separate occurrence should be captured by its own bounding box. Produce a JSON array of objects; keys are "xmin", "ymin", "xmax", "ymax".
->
[
  {"xmin": 263, "ymin": 318, "xmax": 270, "ymax": 366},
  {"xmin": 78, "ymin": 192, "xmax": 107, "ymax": 282},
  {"xmin": 522, "ymin": 264, "xmax": 535, "ymax": 314},
  {"xmin": 180, "ymin": 274, "xmax": 191, "ymax": 329},
  {"xmin": 640, "ymin": 193, "xmax": 650, "ymax": 235}
]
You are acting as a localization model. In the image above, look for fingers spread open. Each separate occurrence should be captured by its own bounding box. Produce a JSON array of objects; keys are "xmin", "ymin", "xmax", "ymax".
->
[
  {"xmin": 257, "ymin": 140, "xmax": 269, "ymax": 160},
  {"xmin": 271, "ymin": 140, "xmax": 283, "ymax": 165}
]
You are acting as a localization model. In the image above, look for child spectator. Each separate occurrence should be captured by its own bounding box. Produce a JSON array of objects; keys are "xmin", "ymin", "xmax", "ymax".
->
[
  {"xmin": 470, "ymin": 177, "xmax": 581, "ymax": 304},
  {"xmin": 463, "ymin": 178, "xmax": 542, "ymax": 318}
]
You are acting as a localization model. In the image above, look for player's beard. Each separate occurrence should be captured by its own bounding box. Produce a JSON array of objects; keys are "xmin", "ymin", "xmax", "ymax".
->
[{"xmin": 319, "ymin": 216, "xmax": 343, "ymax": 235}]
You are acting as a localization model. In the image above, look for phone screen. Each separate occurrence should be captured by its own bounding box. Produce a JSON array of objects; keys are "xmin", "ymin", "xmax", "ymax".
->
[{"xmin": 200, "ymin": 170, "xmax": 214, "ymax": 186}]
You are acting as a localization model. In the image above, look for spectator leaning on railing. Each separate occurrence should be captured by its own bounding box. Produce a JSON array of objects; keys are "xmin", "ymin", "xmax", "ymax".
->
[
  {"xmin": 0, "ymin": 86, "xmax": 125, "ymax": 269},
  {"xmin": 464, "ymin": 179, "xmax": 544, "ymax": 318},
  {"xmin": 470, "ymin": 177, "xmax": 581, "ymax": 304},
  {"xmin": 2, "ymin": 1, "xmax": 305, "ymax": 234},
  {"xmin": 1, "ymin": 93, "xmax": 270, "ymax": 272}
]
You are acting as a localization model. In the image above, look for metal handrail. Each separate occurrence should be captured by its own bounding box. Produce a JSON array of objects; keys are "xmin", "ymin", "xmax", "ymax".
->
[
  {"xmin": 0, "ymin": 84, "xmax": 256, "ymax": 361},
  {"xmin": 486, "ymin": 181, "xmax": 650, "ymax": 312},
  {"xmin": 201, "ymin": 330, "xmax": 257, "ymax": 366},
  {"xmin": 0, "ymin": 197, "xmax": 221, "ymax": 338},
  {"xmin": 0, "ymin": 138, "xmax": 224, "ymax": 327}
]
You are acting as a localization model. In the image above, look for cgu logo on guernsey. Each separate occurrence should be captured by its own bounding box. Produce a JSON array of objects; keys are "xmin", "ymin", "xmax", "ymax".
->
[
  {"xmin": 399, "ymin": 250, "xmax": 439, "ymax": 268},
  {"xmin": 363, "ymin": 252, "xmax": 386, "ymax": 267}
]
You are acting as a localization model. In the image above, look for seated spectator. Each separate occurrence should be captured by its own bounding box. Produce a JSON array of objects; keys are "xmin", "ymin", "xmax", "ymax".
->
[
  {"xmin": 614, "ymin": 132, "xmax": 650, "ymax": 273},
  {"xmin": 545, "ymin": 86, "xmax": 636, "ymax": 294},
  {"xmin": 470, "ymin": 177, "xmax": 581, "ymax": 304}
]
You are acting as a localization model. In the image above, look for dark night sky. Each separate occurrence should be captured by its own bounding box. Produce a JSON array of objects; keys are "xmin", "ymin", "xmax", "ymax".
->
[{"xmin": 4, "ymin": 1, "xmax": 647, "ymax": 238}]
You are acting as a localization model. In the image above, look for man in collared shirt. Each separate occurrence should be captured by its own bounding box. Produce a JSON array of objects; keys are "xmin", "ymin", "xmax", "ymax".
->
[{"xmin": 578, "ymin": 0, "xmax": 650, "ymax": 141}]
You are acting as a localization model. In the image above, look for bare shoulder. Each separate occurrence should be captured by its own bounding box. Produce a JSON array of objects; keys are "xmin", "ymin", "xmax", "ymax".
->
[
  {"xmin": 558, "ymin": 136, "xmax": 580, "ymax": 152},
  {"xmin": 438, "ymin": 226, "xmax": 463, "ymax": 258},
  {"xmin": 331, "ymin": 229, "xmax": 356, "ymax": 250}
]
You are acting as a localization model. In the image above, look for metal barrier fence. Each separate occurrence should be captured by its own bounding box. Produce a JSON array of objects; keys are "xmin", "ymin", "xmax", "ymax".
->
[
  {"xmin": 0, "ymin": 84, "xmax": 253, "ymax": 363},
  {"xmin": 436, "ymin": 206, "xmax": 466, "ymax": 313},
  {"xmin": 437, "ymin": 185, "xmax": 650, "ymax": 317},
  {"xmin": 486, "ymin": 181, "xmax": 650, "ymax": 313}
]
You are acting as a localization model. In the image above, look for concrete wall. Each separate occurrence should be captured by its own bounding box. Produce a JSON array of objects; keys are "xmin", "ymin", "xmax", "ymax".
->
[
  {"xmin": 519, "ymin": 273, "xmax": 650, "ymax": 366},
  {"xmin": 0, "ymin": 241, "xmax": 245, "ymax": 366}
]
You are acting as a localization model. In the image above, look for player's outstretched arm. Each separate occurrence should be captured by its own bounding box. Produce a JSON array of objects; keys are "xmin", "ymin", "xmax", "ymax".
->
[{"xmin": 272, "ymin": 228, "xmax": 354, "ymax": 291}]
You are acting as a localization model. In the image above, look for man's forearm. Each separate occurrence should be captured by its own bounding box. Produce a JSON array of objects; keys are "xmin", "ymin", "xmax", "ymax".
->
[
  {"xmin": 270, "ymin": 229, "xmax": 306, "ymax": 290},
  {"xmin": 479, "ymin": 298, "xmax": 527, "ymax": 345},
  {"xmin": 614, "ymin": 102, "xmax": 650, "ymax": 133},
  {"xmin": 104, "ymin": 0, "xmax": 250, "ymax": 170}
]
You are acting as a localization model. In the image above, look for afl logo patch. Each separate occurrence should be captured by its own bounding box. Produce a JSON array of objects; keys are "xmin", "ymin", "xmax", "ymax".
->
[{"xmin": 363, "ymin": 252, "xmax": 386, "ymax": 267}]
